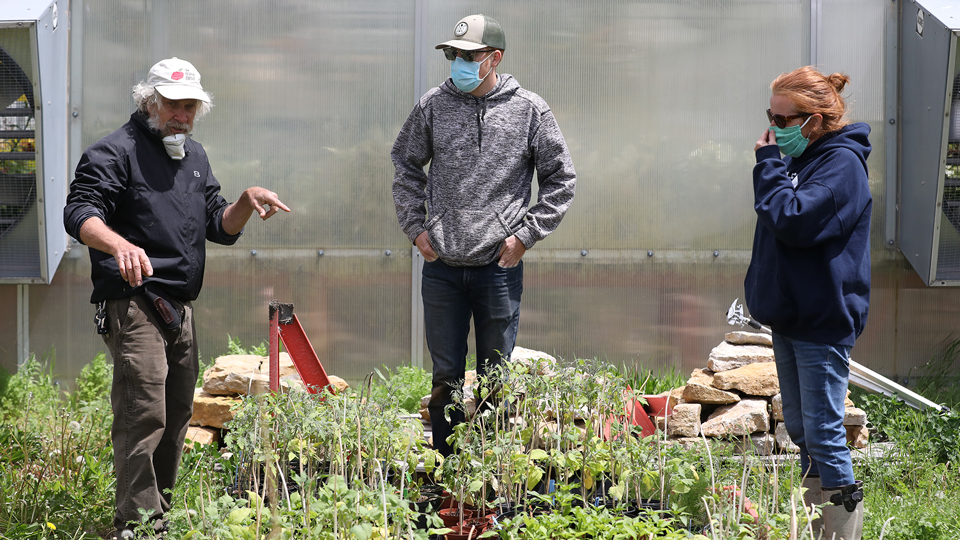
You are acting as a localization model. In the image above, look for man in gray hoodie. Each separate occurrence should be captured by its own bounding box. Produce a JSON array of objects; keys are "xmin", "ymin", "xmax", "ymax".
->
[{"xmin": 392, "ymin": 14, "xmax": 577, "ymax": 456}]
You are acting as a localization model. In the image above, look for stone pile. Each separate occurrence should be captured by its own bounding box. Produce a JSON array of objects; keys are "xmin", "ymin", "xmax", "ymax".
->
[
  {"xmin": 186, "ymin": 353, "xmax": 349, "ymax": 447},
  {"xmin": 661, "ymin": 331, "xmax": 869, "ymax": 455}
]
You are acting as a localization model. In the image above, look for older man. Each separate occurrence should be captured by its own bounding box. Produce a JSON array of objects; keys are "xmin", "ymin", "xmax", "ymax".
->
[
  {"xmin": 63, "ymin": 57, "xmax": 289, "ymax": 537},
  {"xmin": 392, "ymin": 15, "xmax": 577, "ymax": 455}
]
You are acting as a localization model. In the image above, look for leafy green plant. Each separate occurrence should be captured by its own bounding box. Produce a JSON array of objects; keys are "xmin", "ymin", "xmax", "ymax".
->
[
  {"xmin": 907, "ymin": 336, "xmax": 960, "ymax": 407},
  {"xmin": 621, "ymin": 363, "xmax": 686, "ymax": 396},
  {"xmin": 226, "ymin": 335, "xmax": 269, "ymax": 357},
  {"xmin": 68, "ymin": 353, "xmax": 112, "ymax": 408},
  {"xmin": 369, "ymin": 365, "xmax": 432, "ymax": 414},
  {"xmin": 0, "ymin": 354, "xmax": 115, "ymax": 539}
]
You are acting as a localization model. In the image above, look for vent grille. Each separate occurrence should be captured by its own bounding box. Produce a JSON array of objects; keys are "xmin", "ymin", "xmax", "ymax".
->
[{"xmin": 0, "ymin": 44, "xmax": 39, "ymax": 277}]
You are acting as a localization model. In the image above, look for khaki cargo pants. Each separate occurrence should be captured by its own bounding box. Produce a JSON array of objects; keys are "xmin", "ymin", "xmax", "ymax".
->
[{"xmin": 102, "ymin": 294, "xmax": 196, "ymax": 530}]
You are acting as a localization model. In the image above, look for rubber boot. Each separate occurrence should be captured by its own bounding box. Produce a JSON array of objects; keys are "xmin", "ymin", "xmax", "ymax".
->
[
  {"xmin": 801, "ymin": 475, "xmax": 823, "ymax": 537},
  {"xmin": 821, "ymin": 481, "xmax": 863, "ymax": 540}
]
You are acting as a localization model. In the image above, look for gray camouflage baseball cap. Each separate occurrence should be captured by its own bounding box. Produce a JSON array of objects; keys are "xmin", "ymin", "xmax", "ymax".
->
[{"xmin": 435, "ymin": 14, "xmax": 505, "ymax": 51}]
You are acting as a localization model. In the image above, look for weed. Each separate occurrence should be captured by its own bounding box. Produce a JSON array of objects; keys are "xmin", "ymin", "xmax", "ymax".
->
[{"xmin": 370, "ymin": 365, "xmax": 433, "ymax": 414}]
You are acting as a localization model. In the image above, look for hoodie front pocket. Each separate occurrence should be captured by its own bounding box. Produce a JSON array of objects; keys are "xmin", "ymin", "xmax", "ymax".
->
[{"xmin": 427, "ymin": 209, "xmax": 511, "ymax": 266}]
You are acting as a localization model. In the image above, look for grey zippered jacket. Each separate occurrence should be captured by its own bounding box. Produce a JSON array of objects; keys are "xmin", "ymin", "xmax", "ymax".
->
[{"xmin": 392, "ymin": 74, "xmax": 576, "ymax": 267}]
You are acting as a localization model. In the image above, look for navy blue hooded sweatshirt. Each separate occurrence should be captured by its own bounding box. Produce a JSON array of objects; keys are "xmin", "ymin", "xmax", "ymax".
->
[{"xmin": 744, "ymin": 122, "xmax": 872, "ymax": 347}]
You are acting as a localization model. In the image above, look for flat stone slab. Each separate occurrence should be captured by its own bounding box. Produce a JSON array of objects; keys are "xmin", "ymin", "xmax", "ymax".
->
[
  {"xmin": 725, "ymin": 331, "xmax": 773, "ymax": 347},
  {"xmin": 843, "ymin": 407, "xmax": 867, "ymax": 426},
  {"xmin": 190, "ymin": 389, "xmax": 241, "ymax": 429},
  {"xmin": 707, "ymin": 342, "xmax": 775, "ymax": 372},
  {"xmin": 701, "ymin": 398, "xmax": 770, "ymax": 437},
  {"xmin": 713, "ymin": 362, "xmax": 780, "ymax": 397},
  {"xmin": 682, "ymin": 383, "xmax": 740, "ymax": 405},
  {"xmin": 686, "ymin": 368, "xmax": 715, "ymax": 386}
]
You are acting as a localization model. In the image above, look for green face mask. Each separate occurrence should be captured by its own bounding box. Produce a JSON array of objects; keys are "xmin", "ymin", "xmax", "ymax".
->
[{"xmin": 769, "ymin": 115, "xmax": 813, "ymax": 158}]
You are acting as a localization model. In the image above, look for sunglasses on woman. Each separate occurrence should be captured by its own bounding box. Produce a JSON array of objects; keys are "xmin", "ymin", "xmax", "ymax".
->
[
  {"xmin": 767, "ymin": 109, "xmax": 812, "ymax": 129},
  {"xmin": 443, "ymin": 47, "xmax": 496, "ymax": 62}
]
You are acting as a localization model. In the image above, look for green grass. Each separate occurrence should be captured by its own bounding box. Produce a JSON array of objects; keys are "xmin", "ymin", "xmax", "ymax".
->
[{"xmin": 0, "ymin": 339, "xmax": 959, "ymax": 539}]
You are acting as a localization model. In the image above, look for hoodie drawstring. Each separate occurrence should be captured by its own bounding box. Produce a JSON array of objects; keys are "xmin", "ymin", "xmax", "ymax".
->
[{"xmin": 476, "ymin": 97, "xmax": 487, "ymax": 151}]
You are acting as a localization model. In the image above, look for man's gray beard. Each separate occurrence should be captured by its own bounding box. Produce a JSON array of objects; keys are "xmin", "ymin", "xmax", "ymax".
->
[{"xmin": 147, "ymin": 110, "xmax": 193, "ymax": 137}]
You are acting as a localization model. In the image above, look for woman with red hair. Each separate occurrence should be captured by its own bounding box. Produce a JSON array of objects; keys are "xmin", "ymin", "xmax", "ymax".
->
[{"xmin": 745, "ymin": 66, "xmax": 871, "ymax": 540}]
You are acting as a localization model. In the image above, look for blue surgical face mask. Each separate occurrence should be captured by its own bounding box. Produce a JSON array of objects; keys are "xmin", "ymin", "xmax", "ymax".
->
[
  {"xmin": 769, "ymin": 115, "xmax": 813, "ymax": 158},
  {"xmin": 451, "ymin": 53, "xmax": 494, "ymax": 93}
]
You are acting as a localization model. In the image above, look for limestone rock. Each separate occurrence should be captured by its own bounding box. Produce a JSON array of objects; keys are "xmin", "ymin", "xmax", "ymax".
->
[
  {"xmin": 511, "ymin": 347, "xmax": 558, "ymax": 376},
  {"xmin": 771, "ymin": 393, "xmax": 783, "ymax": 422},
  {"xmin": 682, "ymin": 383, "xmax": 741, "ymax": 405},
  {"xmin": 669, "ymin": 386, "xmax": 685, "ymax": 407},
  {"xmin": 191, "ymin": 389, "xmax": 241, "ymax": 429},
  {"xmin": 701, "ymin": 399, "xmax": 770, "ymax": 437},
  {"xmin": 203, "ymin": 355, "xmax": 260, "ymax": 395},
  {"xmin": 184, "ymin": 426, "xmax": 220, "ymax": 448},
  {"xmin": 843, "ymin": 407, "xmax": 867, "ymax": 426},
  {"xmin": 668, "ymin": 403, "xmax": 702, "ymax": 438},
  {"xmin": 846, "ymin": 425, "xmax": 869, "ymax": 449},
  {"xmin": 725, "ymin": 331, "xmax": 773, "ymax": 347},
  {"xmin": 203, "ymin": 353, "xmax": 298, "ymax": 396},
  {"xmin": 775, "ymin": 422, "xmax": 799, "ymax": 453},
  {"xmin": 736, "ymin": 433, "xmax": 776, "ymax": 456},
  {"xmin": 713, "ymin": 362, "xmax": 780, "ymax": 397},
  {"xmin": 707, "ymin": 342, "xmax": 775, "ymax": 372},
  {"xmin": 687, "ymin": 368, "xmax": 715, "ymax": 387},
  {"xmin": 327, "ymin": 375, "xmax": 350, "ymax": 392}
]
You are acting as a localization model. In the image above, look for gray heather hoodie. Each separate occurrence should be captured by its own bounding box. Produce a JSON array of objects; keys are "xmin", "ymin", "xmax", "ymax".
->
[{"xmin": 392, "ymin": 74, "xmax": 577, "ymax": 267}]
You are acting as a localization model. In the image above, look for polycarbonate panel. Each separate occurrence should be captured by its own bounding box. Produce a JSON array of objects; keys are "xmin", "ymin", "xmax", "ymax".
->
[
  {"xmin": 821, "ymin": 0, "xmax": 889, "ymax": 253},
  {"xmin": 422, "ymin": 1, "xmax": 805, "ymax": 252},
  {"xmin": 518, "ymin": 256, "xmax": 753, "ymax": 375},
  {"xmin": 819, "ymin": 0, "xmax": 901, "ymax": 372},
  {"xmin": 195, "ymin": 247, "xmax": 412, "ymax": 383},
  {"xmin": 5, "ymin": 0, "xmax": 960, "ymax": 390},
  {"xmin": 420, "ymin": 1, "xmax": 804, "ymax": 370}
]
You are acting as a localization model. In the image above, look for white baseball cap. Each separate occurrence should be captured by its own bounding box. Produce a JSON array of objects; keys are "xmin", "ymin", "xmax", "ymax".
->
[{"xmin": 147, "ymin": 57, "xmax": 210, "ymax": 103}]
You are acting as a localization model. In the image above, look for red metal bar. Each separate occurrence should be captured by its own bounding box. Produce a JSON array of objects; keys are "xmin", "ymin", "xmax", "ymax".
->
[
  {"xmin": 269, "ymin": 302, "xmax": 281, "ymax": 393},
  {"xmin": 279, "ymin": 313, "xmax": 331, "ymax": 394},
  {"xmin": 268, "ymin": 301, "xmax": 332, "ymax": 394}
]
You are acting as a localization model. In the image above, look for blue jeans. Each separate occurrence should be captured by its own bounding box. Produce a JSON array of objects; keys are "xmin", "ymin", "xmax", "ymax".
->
[
  {"xmin": 772, "ymin": 333, "xmax": 855, "ymax": 488},
  {"xmin": 422, "ymin": 259, "xmax": 523, "ymax": 455}
]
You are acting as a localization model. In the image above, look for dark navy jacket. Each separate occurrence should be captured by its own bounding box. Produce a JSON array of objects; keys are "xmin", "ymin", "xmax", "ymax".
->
[
  {"xmin": 63, "ymin": 111, "xmax": 241, "ymax": 303},
  {"xmin": 744, "ymin": 122, "xmax": 872, "ymax": 347}
]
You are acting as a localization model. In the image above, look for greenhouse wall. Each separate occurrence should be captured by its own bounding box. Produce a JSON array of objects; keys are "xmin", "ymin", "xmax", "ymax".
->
[{"xmin": 1, "ymin": 0, "xmax": 956, "ymax": 387}]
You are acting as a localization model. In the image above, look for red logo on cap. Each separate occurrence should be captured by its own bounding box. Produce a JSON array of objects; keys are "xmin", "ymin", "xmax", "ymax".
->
[{"xmin": 171, "ymin": 71, "xmax": 184, "ymax": 81}]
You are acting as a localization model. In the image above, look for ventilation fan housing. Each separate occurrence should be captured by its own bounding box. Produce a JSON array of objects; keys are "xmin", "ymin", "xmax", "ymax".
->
[
  {"xmin": 900, "ymin": 0, "xmax": 960, "ymax": 285},
  {"xmin": 0, "ymin": 0, "xmax": 68, "ymax": 284}
]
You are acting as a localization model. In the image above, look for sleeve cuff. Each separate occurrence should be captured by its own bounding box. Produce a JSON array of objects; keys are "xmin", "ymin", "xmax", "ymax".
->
[
  {"xmin": 515, "ymin": 227, "xmax": 537, "ymax": 250},
  {"xmin": 756, "ymin": 145, "xmax": 781, "ymax": 163}
]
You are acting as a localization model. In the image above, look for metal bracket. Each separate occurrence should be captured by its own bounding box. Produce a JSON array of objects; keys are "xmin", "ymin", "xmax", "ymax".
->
[{"xmin": 269, "ymin": 300, "xmax": 332, "ymax": 394}]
